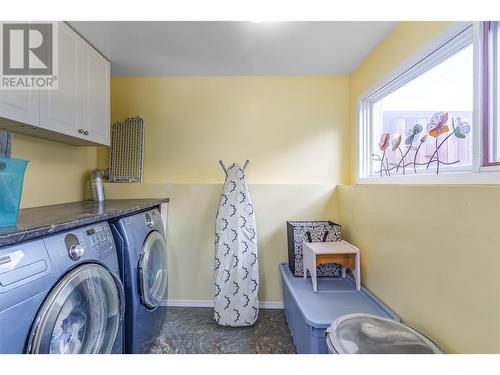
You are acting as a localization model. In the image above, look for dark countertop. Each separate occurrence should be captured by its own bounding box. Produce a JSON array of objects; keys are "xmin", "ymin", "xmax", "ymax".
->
[{"xmin": 0, "ymin": 199, "xmax": 169, "ymax": 248}]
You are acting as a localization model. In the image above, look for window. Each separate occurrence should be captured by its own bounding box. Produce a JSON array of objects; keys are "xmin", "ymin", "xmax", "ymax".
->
[
  {"xmin": 357, "ymin": 22, "xmax": 500, "ymax": 184},
  {"xmin": 371, "ymin": 45, "xmax": 473, "ymax": 177}
]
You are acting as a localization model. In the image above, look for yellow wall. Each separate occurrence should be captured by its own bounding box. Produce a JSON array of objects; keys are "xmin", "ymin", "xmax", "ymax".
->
[
  {"xmin": 341, "ymin": 22, "xmax": 500, "ymax": 353},
  {"xmin": 101, "ymin": 76, "xmax": 350, "ymax": 184},
  {"xmin": 102, "ymin": 76, "xmax": 350, "ymax": 302},
  {"xmin": 103, "ymin": 182, "xmax": 337, "ymax": 303},
  {"xmin": 12, "ymin": 134, "xmax": 96, "ymax": 208}
]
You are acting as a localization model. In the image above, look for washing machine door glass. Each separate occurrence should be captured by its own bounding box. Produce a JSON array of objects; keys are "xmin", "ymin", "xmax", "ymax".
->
[
  {"xmin": 26, "ymin": 263, "xmax": 124, "ymax": 354},
  {"xmin": 139, "ymin": 230, "xmax": 168, "ymax": 309}
]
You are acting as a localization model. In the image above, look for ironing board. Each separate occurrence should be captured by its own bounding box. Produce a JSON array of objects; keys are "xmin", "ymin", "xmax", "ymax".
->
[{"xmin": 214, "ymin": 162, "xmax": 259, "ymax": 326}]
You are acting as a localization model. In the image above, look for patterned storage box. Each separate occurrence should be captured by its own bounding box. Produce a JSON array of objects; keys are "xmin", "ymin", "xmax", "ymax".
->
[{"xmin": 287, "ymin": 221, "xmax": 342, "ymax": 277}]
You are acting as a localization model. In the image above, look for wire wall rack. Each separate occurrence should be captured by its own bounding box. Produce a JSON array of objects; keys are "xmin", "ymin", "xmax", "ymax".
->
[{"xmin": 109, "ymin": 115, "xmax": 144, "ymax": 182}]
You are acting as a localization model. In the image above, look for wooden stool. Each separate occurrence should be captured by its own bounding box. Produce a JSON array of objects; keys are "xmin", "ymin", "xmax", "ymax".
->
[{"xmin": 303, "ymin": 240, "xmax": 361, "ymax": 292}]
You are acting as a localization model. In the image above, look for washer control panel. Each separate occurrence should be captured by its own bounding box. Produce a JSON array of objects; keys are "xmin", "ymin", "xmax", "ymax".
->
[
  {"xmin": 85, "ymin": 225, "xmax": 112, "ymax": 248},
  {"xmin": 84, "ymin": 223, "xmax": 114, "ymax": 257},
  {"xmin": 56, "ymin": 222, "xmax": 114, "ymax": 262}
]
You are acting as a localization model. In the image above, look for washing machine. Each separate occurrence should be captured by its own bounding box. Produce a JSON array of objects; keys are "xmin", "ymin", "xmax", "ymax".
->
[
  {"xmin": 0, "ymin": 221, "xmax": 125, "ymax": 354},
  {"xmin": 110, "ymin": 207, "xmax": 168, "ymax": 354}
]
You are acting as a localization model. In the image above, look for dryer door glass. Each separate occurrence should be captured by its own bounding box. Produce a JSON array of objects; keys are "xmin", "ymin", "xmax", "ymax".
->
[
  {"xmin": 139, "ymin": 230, "xmax": 168, "ymax": 309},
  {"xmin": 27, "ymin": 263, "xmax": 124, "ymax": 354}
]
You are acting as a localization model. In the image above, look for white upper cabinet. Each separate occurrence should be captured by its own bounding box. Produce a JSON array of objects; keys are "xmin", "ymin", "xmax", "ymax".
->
[
  {"xmin": 39, "ymin": 23, "xmax": 82, "ymax": 138},
  {"xmin": 0, "ymin": 22, "xmax": 110, "ymax": 146},
  {"xmin": 81, "ymin": 45, "xmax": 110, "ymax": 145},
  {"xmin": 0, "ymin": 89, "xmax": 39, "ymax": 129}
]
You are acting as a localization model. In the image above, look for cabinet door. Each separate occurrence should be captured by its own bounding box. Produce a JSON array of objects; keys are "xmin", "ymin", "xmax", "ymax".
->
[
  {"xmin": 39, "ymin": 22, "xmax": 82, "ymax": 137},
  {"xmin": 0, "ymin": 89, "xmax": 39, "ymax": 127},
  {"xmin": 81, "ymin": 44, "xmax": 110, "ymax": 146}
]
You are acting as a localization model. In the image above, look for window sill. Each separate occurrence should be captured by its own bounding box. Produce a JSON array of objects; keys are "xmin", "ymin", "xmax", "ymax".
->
[
  {"xmin": 356, "ymin": 170, "xmax": 500, "ymax": 185},
  {"xmin": 480, "ymin": 164, "xmax": 500, "ymax": 172}
]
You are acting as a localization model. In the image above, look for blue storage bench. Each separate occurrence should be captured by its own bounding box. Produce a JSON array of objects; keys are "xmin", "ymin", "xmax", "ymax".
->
[{"xmin": 280, "ymin": 262, "xmax": 399, "ymax": 354}]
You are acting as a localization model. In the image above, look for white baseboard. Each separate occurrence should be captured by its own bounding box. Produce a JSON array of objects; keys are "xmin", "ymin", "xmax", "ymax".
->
[
  {"xmin": 259, "ymin": 301, "xmax": 284, "ymax": 309},
  {"xmin": 161, "ymin": 299, "xmax": 213, "ymax": 308},
  {"xmin": 161, "ymin": 299, "xmax": 284, "ymax": 309}
]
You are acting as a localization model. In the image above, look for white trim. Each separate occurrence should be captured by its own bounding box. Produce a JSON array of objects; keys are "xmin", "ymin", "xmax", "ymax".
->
[
  {"xmin": 258, "ymin": 301, "xmax": 284, "ymax": 309},
  {"xmin": 161, "ymin": 299, "xmax": 213, "ymax": 308},
  {"xmin": 160, "ymin": 299, "xmax": 284, "ymax": 309},
  {"xmin": 356, "ymin": 21, "xmax": 500, "ymax": 185},
  {"xmin": 358, "ymin": 171, "xmax": 500, "ymax": 185},
  {"xmin": 487, "ymin": 21, "xmax": 499, "ymax": 164},
  {"xmin": 472, "ymin": 21, "xmax": 485, "ymax": 173},
  {"xmin": 480, "ymin": 164, "xmax": 500, "ymax": 173}
]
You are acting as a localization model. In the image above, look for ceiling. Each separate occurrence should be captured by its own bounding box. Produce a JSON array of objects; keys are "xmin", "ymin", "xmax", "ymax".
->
[{"xmin": 68, "ymin": 21, "xmax": 397, "ymax": 76}]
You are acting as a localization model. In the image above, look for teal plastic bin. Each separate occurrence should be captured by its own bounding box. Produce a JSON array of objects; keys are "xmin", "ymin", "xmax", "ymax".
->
[{"xmin": 0, "ymin": 157, "xmax": 28, "ymax": 227}]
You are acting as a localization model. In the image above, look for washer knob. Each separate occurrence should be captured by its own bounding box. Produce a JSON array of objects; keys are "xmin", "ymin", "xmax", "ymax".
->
[{"xmin": 69, "ymin": 244, "xmax": 85, "ymax": 260}]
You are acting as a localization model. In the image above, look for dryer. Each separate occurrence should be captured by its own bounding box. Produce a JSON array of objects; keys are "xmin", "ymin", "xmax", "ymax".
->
[
  {"xmin": 0, "ymin": 222, "xmax": 124, "ymax": 354},
  {"xmin": 110, "ymin": 208, "xmax": 168, "ymax": 354}
]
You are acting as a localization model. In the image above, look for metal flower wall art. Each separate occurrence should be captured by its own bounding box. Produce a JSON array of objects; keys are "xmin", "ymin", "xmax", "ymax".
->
[{"xmin": 372, "ymin": 112, "xmax": 470, "ymax": 176}]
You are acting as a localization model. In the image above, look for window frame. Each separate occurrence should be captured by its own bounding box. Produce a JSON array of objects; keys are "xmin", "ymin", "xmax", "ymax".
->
[
  {"xmin": 356, "ymin": 21, "xmax": 500, "ymax": 185},
  {"xmin": 483, "ymin": 21, "xmax": 500, "ymax": 167}
]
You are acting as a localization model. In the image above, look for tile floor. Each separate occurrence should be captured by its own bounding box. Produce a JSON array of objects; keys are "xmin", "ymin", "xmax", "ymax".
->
[{"xmin": 149, "ymin": 307, "xmax": 296, "ymax": 354}]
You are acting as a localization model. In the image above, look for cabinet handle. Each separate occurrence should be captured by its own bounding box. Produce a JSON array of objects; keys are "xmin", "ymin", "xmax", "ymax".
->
[{"xmin": 78, "ymin": 129, "xmax": 89, "ymax": 136}]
